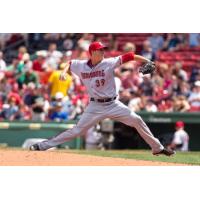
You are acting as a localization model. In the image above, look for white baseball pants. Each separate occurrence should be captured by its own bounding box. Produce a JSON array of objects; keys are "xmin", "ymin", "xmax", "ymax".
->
[{"xmin": 38, "ymin": 100, "xmax": 164, "ymax": 153}]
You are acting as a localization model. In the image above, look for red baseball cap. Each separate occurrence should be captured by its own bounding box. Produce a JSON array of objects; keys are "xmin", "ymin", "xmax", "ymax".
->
[
  {"xmin": 175, "ymin": 121, "xmax": 185, "ymax": 128},
  {"xmin": 88, "ymin": 41, "xmax": 107, "ymax": 55}
]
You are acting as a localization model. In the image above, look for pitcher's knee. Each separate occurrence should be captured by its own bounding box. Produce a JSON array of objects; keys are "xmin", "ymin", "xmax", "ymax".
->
[
  {"xmin": 71, "ymin": 126, "xmax": 83, "ymax": 136},
  {"xmin": 135, "ymin": 114, "xmax": 143, "ymax": 122},
  {"xmin": 132, "ymin": 114, "xmax": 145, "ymax": 127},
  {"xmin": 71, "ymin": 126, "xmax": 86, "ymax": 136}
]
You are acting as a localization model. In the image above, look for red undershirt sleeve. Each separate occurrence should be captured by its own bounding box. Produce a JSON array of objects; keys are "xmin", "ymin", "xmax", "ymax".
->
[{"xmin": 120, "ymin": 52, "xmax": 135, "ymax": 64}]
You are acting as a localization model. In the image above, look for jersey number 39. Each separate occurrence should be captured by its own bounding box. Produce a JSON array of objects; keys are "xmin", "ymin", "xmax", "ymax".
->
[{"xmin": 96, "ymin": 79, "xmax": 105, "ymax": 87}]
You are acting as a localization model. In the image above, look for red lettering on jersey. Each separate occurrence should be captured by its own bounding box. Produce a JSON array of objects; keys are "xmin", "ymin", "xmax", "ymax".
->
[{"xmin": 81, "ymin": 70, "xmax": 105, "ymax": 79}]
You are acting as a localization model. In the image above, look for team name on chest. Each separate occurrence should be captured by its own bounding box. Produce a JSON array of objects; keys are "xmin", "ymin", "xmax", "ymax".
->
[{"xmin": 81, "ymin": 70, "xmax": 105, "ymax": 79}]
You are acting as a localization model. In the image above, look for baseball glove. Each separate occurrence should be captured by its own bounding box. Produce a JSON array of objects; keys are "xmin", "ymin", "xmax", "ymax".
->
[{"xmin": 139, "ymin": 61, "xmax": 156, "ymax": 75}]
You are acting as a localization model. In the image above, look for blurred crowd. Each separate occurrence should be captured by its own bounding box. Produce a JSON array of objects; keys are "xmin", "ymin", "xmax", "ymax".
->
[{"xmin": 0, "ymin": 33, "xmax": 200, "ymax": 122}]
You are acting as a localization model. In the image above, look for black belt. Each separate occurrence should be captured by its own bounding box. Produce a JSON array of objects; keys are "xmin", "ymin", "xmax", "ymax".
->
[{"xmin": 90, "ymin": 96, "xmax": 117, "ymax": 103}]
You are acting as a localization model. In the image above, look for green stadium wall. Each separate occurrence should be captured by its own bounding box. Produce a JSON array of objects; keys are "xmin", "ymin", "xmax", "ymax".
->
[{"xmin": 0, "ymin": 121, "xmax": 82, "ymax": 149}]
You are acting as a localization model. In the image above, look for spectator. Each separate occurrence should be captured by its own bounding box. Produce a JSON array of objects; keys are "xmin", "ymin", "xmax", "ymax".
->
[
  {"xmin": 168, "ymin": 121, "xmax": 189, "ymax": 151},
  {"xmin": 170, "ymin": 75, "xmax": 179, "ymax": 95},
  {"xmin": 123, "ymin": 42, "xmax": 136, "ymax": 53},
  {"xmin": 119, "ymin": 64, "xmax": 142, "ymax": 91},
  {"xmin": 148, "ymin": 33, "xmax": 164, "ymax": 53},
  {"xmin": 49, "ymin": 92, "xmax": 73, "ymax": 117},
  {"xmin": 50, "ymin": 92, "xmax": 64, "ymax": 106},
  {"xmin": 176, "ymin": 33, "xmax": 188, "ymax": 48},
  {"xmin": 177, "ymin": 81, "xmax": 190, "ymax": 97},
  {"xmin": 157, "ymin": 63, "xmax": 173, "ymax": 90},
  {"xmin": 157, "ymin": 63, "xmax": 169, "ymax": 77},
  {"xmin": 152, "ymin": 85, "xmax": 170, "ymax": 105},
  {"xmin": 173, "ymin": 95, "xmax": 190, "ymax": 112},
  {"xmin": 119, "ymin": 89, "xmax": 132, "ymax": 105},
  {"xmin": 190, "ymin": 59, "xmax": 200, "ymax": 83},
  {"xmin": 0, "ymin": 33, "xmax": 12, "ymax": 49},
  {"xmin": 31, "ymin": 95, "xmax": 46, "ymax": 121},
  {"xmin": 61, "ymin": 51, "xmax": 72, "ymax": 63},
  {"xmin": 163, "ymin": 33, "xmax": 182, "ymax": 51},
  {"xmin": 42, "ymin": 93, "xmax": 51, "ymax": 117},
  {"xmin": 0, "ymin": 71, "xmax": 5, "ymax": 84},
  {"xmin": 189, "ymin": 33, "xmax": 200, "ymax": 47},
  {"xmin": 24, "ymin": 83, "xmax": 46, "ymax": 121},
  {"xmin": 172, "ymin": 62, "xmax": 188, "ymax": 82},
  {"xmin": 28, "ymin": 33, "xmax": 44, "ymax": 50},
  {"xmin": 75, "ymin": 47, "xmax": 89, "ymax": 60},
  {"xmin": 145, "ymin": 99, "xmax": 158, "ymax": 112},
  {"xmin": 0, "ymin": 51, "xmax": 6, "ymax": 71},
  {"xmin": 5, "ymin": 34, "xmax": 25, "ymax": 48},
  {"xmin": 49, "ymin": 101, "xmax": 69, "ymax": 122},
  {"xmin": 18, "ymin": 46, "xmax": 28, "ymax": 60},
  {"xmin": 61, "ymin": 96, "xmax": 74, "ymax": 118},
  {"xmin": 107, "ymin": 34, "xmax": 119, "ymax": 51},
  {"xmin": 18, "ymin": 102, "xmax": 32, "ymax": 120},
  {"xmin": 63, "ymin": 34, "xmax": 74, "ymax": 50},
  {"xmin": 32, "ymin": 51, "xmax": 48, "ymax": 72},
  {"xmin": 141, "ymin": 40, "xmax": 156, "ymax": 61},
  {"xmin": 77, "ymin": 33, "xmax": 94, "ymax": 51},
  {"xmin": 158, "ymin": 99, "xmax": 173, "ymax": 112},
  {"xmin": 17, "ymin": 53, "xmax": 33, "ymax": 74},
  {"xmin": 23, "ymin": 82, "xmax": 38, "ymax": 106},
  {"xmin": 48, "ymin": 63, "xmax": 72, "ymax": 98},
  {"xmin": 17, "ymin": 65, "xmax": 39, "ymax": 89},
  {"xmin": 139, "ymin": 75, "xmax": 153, "ymax": 96},
  {"xmin": 0, "ymin": 72, "xmax": 12, "ymax": 99},
  {"xmin": 46, "ymin": 43, "xmax": 63, "ymax": 69},
  {"xmin": 163, "ymin": 71, "xmax": 174, "ymax": 90},
  {"xmin": 5, "ymin": 55, "xmax": 19, "ymax": 72},
  {"xmin": 7, "ymin": 83, "xmax": 22, "ymax": 105},
  {"xmin": 188, "ymin": 80, "xmax": 200, "ymax": 111},
  {"xmin": 0, "ymin": 97, "xmax": 19, "ymax": 120},
  {"xmin": 128, "ymin": 91, "xmax": 143, "ymax": 112},
  {"xmin": 151, "ymin": 72, "xmax": 164, "ymax": 88}
]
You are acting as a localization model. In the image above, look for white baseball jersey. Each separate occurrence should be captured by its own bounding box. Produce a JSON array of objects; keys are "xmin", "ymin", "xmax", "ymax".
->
[
  {"xmin": 172, "ymin": 129, "xmax": 189, "ymax": 151},
  {"xmin": 70, "ymin": 57, "xmax": 121, "ymax": 98}
]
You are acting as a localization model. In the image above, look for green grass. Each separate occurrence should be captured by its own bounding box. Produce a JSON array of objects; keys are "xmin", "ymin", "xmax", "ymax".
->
[{"xmin": 71, "ymin": 150, "xmax": 200, "ymax": 165}]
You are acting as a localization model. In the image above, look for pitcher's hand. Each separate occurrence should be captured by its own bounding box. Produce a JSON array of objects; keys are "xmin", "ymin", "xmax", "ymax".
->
[{"xmin": 59, "ymin": 72, "xmax": 67, "ymax": 81}]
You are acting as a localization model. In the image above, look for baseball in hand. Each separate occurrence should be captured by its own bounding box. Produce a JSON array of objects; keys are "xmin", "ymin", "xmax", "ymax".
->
[{"xmin": 59, "ymin": 73, "xmax": 67, "ymax": 81}]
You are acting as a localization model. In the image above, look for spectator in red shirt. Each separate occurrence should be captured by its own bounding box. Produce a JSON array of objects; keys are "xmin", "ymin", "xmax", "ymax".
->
[
  {"xmin": 32, "ymin": 51, "xmax": 47, "ymax": 71},
  {"xmin": 7, "ymin": 82, "xmax": 22, "ymax": 105},
  {"xmin": 152, "ymin": 86, "xmax": 170, "ymax": 104},
  {"xmin": 18, "ymin": 46, "xmax": 28, "ymax": 60},
  {"xmin": 158, "ymin": 99, "xmax": 173, "ymax": 112}
]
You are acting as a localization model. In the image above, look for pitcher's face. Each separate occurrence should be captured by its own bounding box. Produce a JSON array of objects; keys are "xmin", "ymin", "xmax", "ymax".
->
[{"xmin": 91, "ymin": 49, "xmax": 104, "ymax": 61}]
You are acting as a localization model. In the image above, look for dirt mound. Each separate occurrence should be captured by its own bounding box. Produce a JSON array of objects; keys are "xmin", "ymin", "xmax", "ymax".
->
[{"xmin": 0, "ymin": 149, "xmax": 187, "ymax": 166}]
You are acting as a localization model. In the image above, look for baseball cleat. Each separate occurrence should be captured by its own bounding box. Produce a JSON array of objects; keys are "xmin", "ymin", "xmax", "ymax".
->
[
  {"xmin": 153, "ymin": 148, "xmax": 175, "ymax": 156},
  {"xmin": 29, "ymin": 143, "xmax": 41, "ymax": 151}
]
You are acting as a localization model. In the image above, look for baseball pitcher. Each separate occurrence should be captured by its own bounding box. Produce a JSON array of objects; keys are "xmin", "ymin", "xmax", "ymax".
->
[{"xmin": 30, "ymin": 41, "xmax": 175, "ymax": 156}]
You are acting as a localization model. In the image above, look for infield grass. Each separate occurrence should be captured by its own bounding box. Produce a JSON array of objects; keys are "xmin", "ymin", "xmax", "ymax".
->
[{"xmin": 73, "ymin": 150, "xmax": 200, "ymax": 165}]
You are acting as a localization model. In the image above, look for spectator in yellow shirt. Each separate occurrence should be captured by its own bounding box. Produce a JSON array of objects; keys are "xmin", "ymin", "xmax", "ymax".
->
[{"xmin": 48, "ymin": 63, "xmax": 72, "ymax": 98}]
